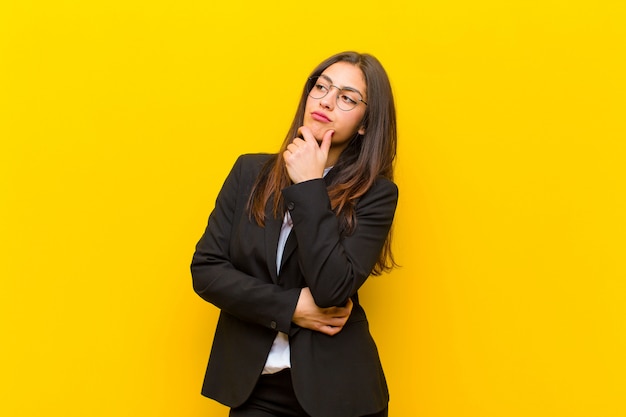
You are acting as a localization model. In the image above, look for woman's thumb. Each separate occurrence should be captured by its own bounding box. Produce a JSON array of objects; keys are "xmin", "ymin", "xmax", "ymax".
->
[{"xmin": 320, "ymin": 130, "xmax": 334, "ymax": 156}]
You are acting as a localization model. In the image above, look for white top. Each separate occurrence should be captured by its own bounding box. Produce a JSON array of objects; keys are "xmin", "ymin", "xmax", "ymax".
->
[{"xmin": 262, "ymin": 210, "xmax": 294, "ymax": 374}]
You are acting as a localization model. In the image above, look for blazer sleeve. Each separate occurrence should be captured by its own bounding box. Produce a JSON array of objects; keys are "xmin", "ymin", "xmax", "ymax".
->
[
  {"xmin": 191, "ymin": 155, "xmax": 301, "ymax": 334},
  {"xmin": 281, "ymin": 176, "xmax": 398, "ymax": 308}
]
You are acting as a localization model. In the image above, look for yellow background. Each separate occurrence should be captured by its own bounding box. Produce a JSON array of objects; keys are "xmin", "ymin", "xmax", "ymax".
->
[{"xmin": 1, "ymin": 1, "xmax": 625, "ymax": 416}]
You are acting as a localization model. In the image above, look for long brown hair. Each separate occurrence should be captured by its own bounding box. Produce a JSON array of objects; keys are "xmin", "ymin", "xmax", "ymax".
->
[{"xmin": 248, "ymin": 51, "xmax": 398, "ymax": 274}]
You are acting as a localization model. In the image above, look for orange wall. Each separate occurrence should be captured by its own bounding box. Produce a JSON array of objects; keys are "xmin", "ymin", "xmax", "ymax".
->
[{"xmin": 1, "ymin": 1, "xmax": 625, "ymax": 416}]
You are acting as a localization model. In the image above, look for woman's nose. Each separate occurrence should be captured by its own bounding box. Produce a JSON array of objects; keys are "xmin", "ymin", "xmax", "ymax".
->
[{"xmin": 320, "ymin": 92, "xmax": 335, "ymax": 110}]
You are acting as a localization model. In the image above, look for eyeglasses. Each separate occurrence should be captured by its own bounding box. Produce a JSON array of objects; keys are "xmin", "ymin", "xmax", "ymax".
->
[{"xmin": 306, "ymin": 76, "xmax": 367, "ymax": 111}]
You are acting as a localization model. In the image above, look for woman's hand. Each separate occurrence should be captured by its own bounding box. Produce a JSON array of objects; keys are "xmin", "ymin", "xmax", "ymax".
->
[
  {"xmin": 292, "ymin": 287, "xmax": 353, "ymax": 336},
  {"xmin": 283, "ymin": 127, "xmax": 334, "ymax": 184}
]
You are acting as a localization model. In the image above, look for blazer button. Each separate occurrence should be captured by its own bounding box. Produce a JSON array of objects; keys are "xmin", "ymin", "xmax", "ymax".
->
[
  {"xmin": 287, "ymin": 202, "xmax": 295, "ymax": 210},
  {"xmin": 270, "ymin": 321, "xmax": 277, "ymax": 330}
]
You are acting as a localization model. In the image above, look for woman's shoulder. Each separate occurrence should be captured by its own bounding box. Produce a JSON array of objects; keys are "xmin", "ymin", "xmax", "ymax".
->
[
  {"xmin": 369, "ymin": 176, "xmax": 398, "ymax": 197},
  {"xmin": 233, "ymin": 153, "xmax": 277, "ymax": 173},
  {"xmin": 353, "ymin": 175, "xmax": 398, "ymax": 211},
  {"xmin": 346, "ymin": 174, "xmax": 397, "ymax": 210},
  {"xmin": 235, "ymin": 153, "xmax": 276, "ymax": 164}
]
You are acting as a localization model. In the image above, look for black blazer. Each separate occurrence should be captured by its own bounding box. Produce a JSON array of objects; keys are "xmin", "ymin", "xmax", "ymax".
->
[{"xmin": 191, "ymin": 154, "xmax": 398, "ymax": 417}]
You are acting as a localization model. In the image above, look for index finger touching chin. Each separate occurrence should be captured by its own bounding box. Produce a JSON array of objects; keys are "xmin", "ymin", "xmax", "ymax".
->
[{"xmin": 296, "ymin": 126, "xmax": 310, "ymax": 139}]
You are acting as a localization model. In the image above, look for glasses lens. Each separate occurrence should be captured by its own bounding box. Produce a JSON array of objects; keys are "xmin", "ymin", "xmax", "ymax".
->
[
  {"xmin": 336, "ymin": 90, "xmax": 360, "ymax": 111},
  {"xmin": 308, "ymin": 77, "xmax": 329, "ymax": 99}
]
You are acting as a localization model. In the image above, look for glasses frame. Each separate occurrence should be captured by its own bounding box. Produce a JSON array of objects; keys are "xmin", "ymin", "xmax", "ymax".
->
[{"xmin": 307, "ymin": 76, "xmax": 368, "ymax": 112}]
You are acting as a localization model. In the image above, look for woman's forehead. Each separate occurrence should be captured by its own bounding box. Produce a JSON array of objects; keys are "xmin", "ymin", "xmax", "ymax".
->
[{"xmin": 320, "ymin": 62, "xmax": 366, "ymax": 93}]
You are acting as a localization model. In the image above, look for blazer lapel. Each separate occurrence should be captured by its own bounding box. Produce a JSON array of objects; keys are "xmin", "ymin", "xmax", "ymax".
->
[
  {"xmin": 277, "ymin": 168, "xmax": 339, "ymax": 279},
  {"xmin": 279, "ymin": 229, "xmax": 297, "ymax": 275},
  {"xmin": 264, "ymin": 212, "xmax": 281, "ymax": 284}
]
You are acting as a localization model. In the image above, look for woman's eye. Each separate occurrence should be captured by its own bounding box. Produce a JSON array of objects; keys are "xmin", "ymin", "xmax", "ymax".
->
[
  {"xmin": 340, "ymin": 94, "xmax": 357, "ymax": 104},
  {"xmin": 316, "ymin": 83, "xmax": 329, "ymax": 92}
]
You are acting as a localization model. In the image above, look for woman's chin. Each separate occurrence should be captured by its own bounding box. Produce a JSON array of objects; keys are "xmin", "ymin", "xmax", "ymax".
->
[{"xmin": 303, "ymin": 123, "xmax": 330, "ymax": 142}]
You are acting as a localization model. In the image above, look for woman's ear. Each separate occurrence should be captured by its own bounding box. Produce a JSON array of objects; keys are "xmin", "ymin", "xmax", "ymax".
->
[{"xmin": 358, "ymin": 126, "xmax": 366, "ymax": 135}]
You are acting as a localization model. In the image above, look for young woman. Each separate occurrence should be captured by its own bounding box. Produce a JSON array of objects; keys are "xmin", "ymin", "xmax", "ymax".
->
[{"xmin": 191, "ymin": 51, "xmax": 398, "ymax": 417}]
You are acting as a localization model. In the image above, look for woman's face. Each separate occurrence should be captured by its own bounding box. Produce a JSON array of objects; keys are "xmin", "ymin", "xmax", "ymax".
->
[{"xmin": 303, "ymin": 62, "xmax": 367, "ymax": 159}]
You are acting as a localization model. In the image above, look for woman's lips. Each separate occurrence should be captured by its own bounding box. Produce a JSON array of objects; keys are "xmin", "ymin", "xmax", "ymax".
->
[{"xmin": 311, "ymin": 111, "xmax": 331, "ymax": 122}]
